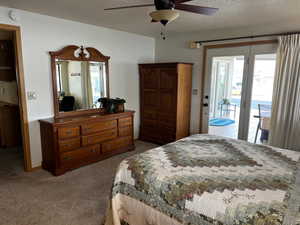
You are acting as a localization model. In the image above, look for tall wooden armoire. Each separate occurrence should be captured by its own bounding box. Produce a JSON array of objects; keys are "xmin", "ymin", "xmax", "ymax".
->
[{"xmin": 139, "ymin": 63, "xmax": 193, "ymax": 145}]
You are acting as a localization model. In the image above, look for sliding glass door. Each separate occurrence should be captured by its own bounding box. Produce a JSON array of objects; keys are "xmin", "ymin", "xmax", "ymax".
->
[
  {"xmin": 247, "ymin": 53, "xmax": 277, "ymax": 143},
  {"xmin": 202, "ymin": 43, "xmax": 278, "ymax": 142}
]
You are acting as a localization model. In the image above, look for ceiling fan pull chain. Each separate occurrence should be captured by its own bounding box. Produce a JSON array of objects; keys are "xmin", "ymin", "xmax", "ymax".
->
[{"xmin": 160, "ymin": 26, "xmax": 167, "ymax": 40}]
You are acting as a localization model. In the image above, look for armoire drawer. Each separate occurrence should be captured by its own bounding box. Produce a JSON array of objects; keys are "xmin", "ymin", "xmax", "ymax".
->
[
  {"xmin": 140, "ymin": 127, "xmax": 161, "ymax": 143},
  {"xmin": 119, "ymin": 126, "xmax": 132, "ymax": 137},
  {"xmin": 60, "ymin": 144, "xmax": 100, "ymax": 167},
  {"xmin": 58, "ymin": 126, "xmax": 80, "ymax": 139},
  {"xmin": 102, "ymin": 136, "xmax": 132, "ymax": 153},
  {"xmin": 160, "ymin": 130, "xmax": 176, "ymax": 143},
  {"xmin": 119, "ymin": 117, "xmax": 132, "ymax": 127},
  {"xmin": 82, "ymin": 129, "xmax": 117, "ymax": 146},
  {"xmin": 81, "ymin": 120, "xmax": 117, "ymax": 135},
  {"xmin": 143, "ymin": 110, "xmax": 157, "ymax": 120},
  {"xmin": 158, "ymin": 113, "xmax": 176, "ymax": 128},
  {"xmin": 141, "ymin": 119, "xmax": 158, "ymax": 129},
  {"xmin": 58, "ymin": 137, "xmax": 81, "ymax": 153}
]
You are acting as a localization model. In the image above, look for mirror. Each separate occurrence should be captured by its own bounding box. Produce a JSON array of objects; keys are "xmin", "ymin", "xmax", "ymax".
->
[
  {"xmin": 50, "ymin": 45, "xmax": 110, "ymax": 118},
  {"xmin": 56, "ymin": 60, "xmax": 108, "ymax": 111}
]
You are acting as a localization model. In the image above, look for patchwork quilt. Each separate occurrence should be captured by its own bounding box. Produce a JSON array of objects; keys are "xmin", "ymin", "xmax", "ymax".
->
[{"xmin": 103, "ymin": 134, "xmax": 300, "ymax": 225}]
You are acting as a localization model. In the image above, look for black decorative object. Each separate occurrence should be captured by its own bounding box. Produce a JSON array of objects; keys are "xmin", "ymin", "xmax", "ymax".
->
[
  {"xmin": 98, "ymin": 98, "xmax": 126, "ymax": 114},
  {"xmin": 59, "ymin": 96, "xmax": 75, "ymax": 112}
]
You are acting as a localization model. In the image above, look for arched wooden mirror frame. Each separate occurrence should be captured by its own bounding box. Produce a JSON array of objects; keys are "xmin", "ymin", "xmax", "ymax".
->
[{"xmin": 50, "ymin": 45, "xmax": 110, "ymax": 119}]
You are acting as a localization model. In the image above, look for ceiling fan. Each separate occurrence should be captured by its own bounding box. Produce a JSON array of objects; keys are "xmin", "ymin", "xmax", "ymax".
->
[{"xmin": 104, "ymin": 0, "xmax": 218, "ymax": 26}]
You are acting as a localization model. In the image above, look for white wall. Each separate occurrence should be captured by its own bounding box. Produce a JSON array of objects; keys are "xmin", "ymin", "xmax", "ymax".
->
[
  {"xmin": 155, "ymin": 22, "xmax": 300, "ymax": 134},
  {"xmin": 0, "ymin": 7, "xmax": 155, "ymax": 167}
]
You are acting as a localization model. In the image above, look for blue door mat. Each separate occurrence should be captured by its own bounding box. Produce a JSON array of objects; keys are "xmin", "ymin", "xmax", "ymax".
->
[{"xmin": 209, "ymin": 118, "xmax": 235, "ymax": 126}]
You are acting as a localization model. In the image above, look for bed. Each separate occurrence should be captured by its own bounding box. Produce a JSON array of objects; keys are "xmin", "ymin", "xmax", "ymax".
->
[{"xmin": 103, "ymin": 134, "xmax": 300, "ymax": 225}]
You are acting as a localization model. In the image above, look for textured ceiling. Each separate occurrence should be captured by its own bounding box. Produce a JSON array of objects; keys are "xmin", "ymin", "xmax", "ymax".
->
[{"xmin": 0, "ymin": 0, "xmax": 300, "ymax": 37}]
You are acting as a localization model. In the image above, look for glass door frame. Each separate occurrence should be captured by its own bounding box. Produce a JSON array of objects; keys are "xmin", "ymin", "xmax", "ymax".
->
[
  {"xmin": 241, "ymin": 44, "xmax": 278, "ymax": 140},
  {"xmin": 201, "ymin": 41, "xmax": 278, "ymax": 141},
  {"xmin": 202, "ymin": 46, "xmax": 250, "ymax": 139}
]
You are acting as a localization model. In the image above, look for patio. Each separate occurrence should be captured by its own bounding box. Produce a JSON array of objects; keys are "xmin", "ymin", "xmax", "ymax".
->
[
  {"xmin": 207, "ymin": 54, "xmax": 275, "ymax": 144},
  {"xmin": 209, "ymin": 102, "xmax": 270, "ymax": 144}
]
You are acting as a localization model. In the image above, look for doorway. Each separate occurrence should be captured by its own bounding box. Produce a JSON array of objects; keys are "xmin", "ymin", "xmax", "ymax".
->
[
  {"xmin": 201, "ymin": 41, "xmax": 278, "ymax": 143},
  {"xmin": 0, "ymin": 24, "xmax": 31, "ymax": 172}
]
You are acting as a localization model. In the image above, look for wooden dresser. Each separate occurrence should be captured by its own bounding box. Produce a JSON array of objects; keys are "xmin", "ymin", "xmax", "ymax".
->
[
  {"xmin": 139, "ymin": 63, "xmax": 193, "ymax": 145},
  {"xmin": 39, "ymin": 111, "xmax": 135, "ymax": 176}
]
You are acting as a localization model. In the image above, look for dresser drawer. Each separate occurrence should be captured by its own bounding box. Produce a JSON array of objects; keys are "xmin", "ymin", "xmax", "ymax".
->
[
  {"xmin": 102, "ymin": 136, "xmax": 132, "ymax": 153},
  {"xmin": 58, "ymin": 137, "xmax": 81, "ymax": 153},
  {"xmin": 58, "ymin": 126, "xmax": 80, "ymax": 139},
  {"xmin": 82, "ymin": 129, "xmax": 117, "ymax": 146},
  {"xmin": 81, "ymin": 120, "xmax": 117, "ymax": 135},
  {"xmin": 119, "ymin": 117, "xmax": 132, "ymax": 127},
  {"xmin": 119, "ymin": 126, "xmax": 132, "ymax": 137},
  {"xmin": 60, "ymin": 144, "xmax": 100, "ymax": 167}
]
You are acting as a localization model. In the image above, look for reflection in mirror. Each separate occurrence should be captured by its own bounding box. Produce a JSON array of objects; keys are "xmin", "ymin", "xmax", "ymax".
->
[{"xmin": 56, "ymin": 60, "xmax": 108, "ymax": 112}]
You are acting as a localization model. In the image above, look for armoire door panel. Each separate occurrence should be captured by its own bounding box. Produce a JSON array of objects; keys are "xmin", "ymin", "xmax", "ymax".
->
[
  {"xmin": 158, "ymin": 113, "xmax": 176, "ymax": 129},
  {"xmin": 159, "ymin": 127, "xmax": 176, "ymax": 143},
  {"xmin": 143, "ymin": 90, "xmax": 159, "ymax": 108},
  {"xmin": 143, "ymin": 110, "xmax": 157, "ymax": 121},
  {"xmin": 141, "ymin": 119, "xmax": 158, "ymax": 129},
  {"xmin": 140, "ymin": 127, "xmax": 161, "ymax": 143},
  {"xmin": 159, "ymin": 90, "xmax": 177, "ymax": 114},
  {"xmin": 140, "ymin": 68, "xmax": 159, "ymax": 89},
  {"xmin": 159, "ymin": 68, "xmax": 177, "ymax": 90}
]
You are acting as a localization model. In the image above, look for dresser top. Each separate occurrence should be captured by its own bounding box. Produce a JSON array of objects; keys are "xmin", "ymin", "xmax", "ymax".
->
[{"xmin": 39, "ymin": 110, "xmax": 135, "ymax": 126}]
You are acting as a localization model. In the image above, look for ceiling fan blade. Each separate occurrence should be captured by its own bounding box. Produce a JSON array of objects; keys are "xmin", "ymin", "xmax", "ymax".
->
[
  {"xmin": 151, "ymin": 19, "xmax": 159, "ymax": 23},
  {"xmin": 175, "ymin": 4, "xmax": 218, "ymax": 15},
  {"xmin": 104, "ymin": 3, "xmax": 154, "ymax": 10}
]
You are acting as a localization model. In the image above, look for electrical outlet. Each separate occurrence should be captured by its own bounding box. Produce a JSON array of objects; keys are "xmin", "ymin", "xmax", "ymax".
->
[
  {"xmin": 192, "ymin": 89, "xmax": 198, "ymax": 95},
  {"xmin": 27, "ymin": 91, "xmax": 37, "ymax": 100}
]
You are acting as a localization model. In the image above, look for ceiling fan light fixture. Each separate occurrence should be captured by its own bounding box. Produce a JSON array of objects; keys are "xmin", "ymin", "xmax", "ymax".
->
[{"xmin": 149, "ymin": 9, "xmax": 179, "ymax": 25}]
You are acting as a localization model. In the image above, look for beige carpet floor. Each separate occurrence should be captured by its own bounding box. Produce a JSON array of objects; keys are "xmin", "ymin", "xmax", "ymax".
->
[{"xmin": 0, "ymin": 141, "xmax": 157, "ymax": 225}]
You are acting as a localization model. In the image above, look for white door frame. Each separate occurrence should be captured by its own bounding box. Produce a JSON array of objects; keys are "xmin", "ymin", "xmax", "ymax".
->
[{"xmin": 200, "ymin": 40, "xmax": 278, "ymax": 140}]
